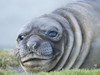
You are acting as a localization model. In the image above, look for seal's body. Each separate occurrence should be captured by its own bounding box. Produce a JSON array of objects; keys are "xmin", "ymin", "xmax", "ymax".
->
[{"xmin": 16, "ymin": 0, "xmax": 100, "ymax": 73}]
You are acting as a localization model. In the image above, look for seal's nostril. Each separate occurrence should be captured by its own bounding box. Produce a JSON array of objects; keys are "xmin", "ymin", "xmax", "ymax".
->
[
  {"xmin": 27, "ymin": 41, "xmax": 37, "ymax": 49},
  {"xmin": 27, "ymin": 42, "xmax": 30, "ymax": 48},
  {"xmin": 32, "ymin": 42, "xmax": 37, "ymax": 49}
]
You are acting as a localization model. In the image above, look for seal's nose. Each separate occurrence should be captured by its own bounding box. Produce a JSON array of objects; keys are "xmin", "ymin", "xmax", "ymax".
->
[
  {"xmin": 26, "ymin": 35, "xmax": 41, "ymax": 50},
  {"xmin": 27, "ymin": 41, "xmax": 37, "ymax": 50}
]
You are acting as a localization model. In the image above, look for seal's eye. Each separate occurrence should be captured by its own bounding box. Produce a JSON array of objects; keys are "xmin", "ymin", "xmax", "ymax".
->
[
  {"xmin": 48, "ymin": 31, "xmax": 57, "ymax": 37},
  {"xmin": 17, "ymin": 34, "xmax": 26, "ymax": 42}
]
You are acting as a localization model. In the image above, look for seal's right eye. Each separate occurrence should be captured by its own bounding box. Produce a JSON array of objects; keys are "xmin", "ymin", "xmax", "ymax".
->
[
  {"xmin": 48, "ymin": 31, "xmax": 57, "ymax": 37},
  {"xmin": 17, "ymin": 34, "xmax": 26, "ymax": 42}
]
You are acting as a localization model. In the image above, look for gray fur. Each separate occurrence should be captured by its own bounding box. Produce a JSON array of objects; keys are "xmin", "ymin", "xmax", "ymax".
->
[{"xmin": 16, "ymin": 0, "xmax": 100, "ymax": 73}]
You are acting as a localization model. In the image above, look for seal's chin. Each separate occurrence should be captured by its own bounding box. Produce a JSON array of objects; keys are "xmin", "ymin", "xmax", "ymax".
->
[
  {"xmin": 20, "ymin": 50, "xmax": 60, "ymax": 72},
  {"xmin": 22, "ymin": 59, "xmax": 53, "ymax": 72}
]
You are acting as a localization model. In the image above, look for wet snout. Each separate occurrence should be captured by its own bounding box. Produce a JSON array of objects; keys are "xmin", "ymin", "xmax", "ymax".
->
[
  {"xmin": 26, "ymin": 35, "xmax": 53, "ymax": 56},
  {"xmin": 26, "ymin": 35, "xmax": 42, "ymax": 53},
  {"xmin": 27, "ymin": 35, "xmax": 40, "ymax": 50}
]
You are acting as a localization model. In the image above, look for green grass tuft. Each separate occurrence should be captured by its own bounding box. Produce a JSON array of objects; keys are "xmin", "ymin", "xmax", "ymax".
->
[
  {"xmin": 0, "ymin": 69, "xmax": 100, "ymax": 75},
  {"xmin": 0, "ymin": 49, "xmax": 19, "ymax": 68},
  {"xmin": 0, "ymin": 49, "xmax": 100, "ymax": 75},
  {"xmin": 0, "ymin": 69, "xmax": 15, "ymax": 75},
  {"xmin": 34, "ymin": 69, "xmax": 100, "ymax": 75}
]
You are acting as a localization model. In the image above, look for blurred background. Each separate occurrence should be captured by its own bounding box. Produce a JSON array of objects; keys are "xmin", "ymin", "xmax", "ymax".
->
[{"xmin": 0, "ymin": 0, "xmax": 79, "ymax": 49}]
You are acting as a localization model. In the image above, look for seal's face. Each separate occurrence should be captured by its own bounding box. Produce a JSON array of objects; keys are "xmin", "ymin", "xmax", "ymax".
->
[{"xmin": 16, "ymin": 17, "xmax": 64, "ymax": 73}]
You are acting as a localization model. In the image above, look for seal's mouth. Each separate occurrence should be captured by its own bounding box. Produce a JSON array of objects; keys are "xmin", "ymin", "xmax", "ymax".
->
[
  {"xmin": 21, "ymin": 51, "xmax": 60, "ymax": 63},
  {"xmin": 22, "ymin": 58, "xmax": 46, "ymax": 64}
]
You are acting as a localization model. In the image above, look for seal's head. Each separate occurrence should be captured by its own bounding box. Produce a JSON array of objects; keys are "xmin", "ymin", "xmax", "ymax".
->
[{"xmin": 16, "ymin": 16, "xmax": 66, "ymax": 73}]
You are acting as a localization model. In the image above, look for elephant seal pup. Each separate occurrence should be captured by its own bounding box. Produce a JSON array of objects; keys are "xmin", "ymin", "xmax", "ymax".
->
[{"xmin": 16, "ymin": 0, "xmax": 100, "ymax": 73}]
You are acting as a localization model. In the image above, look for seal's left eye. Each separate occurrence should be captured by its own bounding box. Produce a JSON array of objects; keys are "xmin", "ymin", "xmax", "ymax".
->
[
  {"xmin": 17, "ymin": 34, "xmax": 26, "ymax": 42},
  {"xmin": 48, "ymin": 31, "xmax": 57, "ymax": 37}
]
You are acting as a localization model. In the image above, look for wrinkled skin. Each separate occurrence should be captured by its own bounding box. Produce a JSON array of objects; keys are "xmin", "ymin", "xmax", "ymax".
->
[
  {"xmin": 16, "ymin": 18, "xmax": 65, "ymax": 72},
  {"xmin": 16, "ymin": 0, "xmax": 100, "ymax": 73}
]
